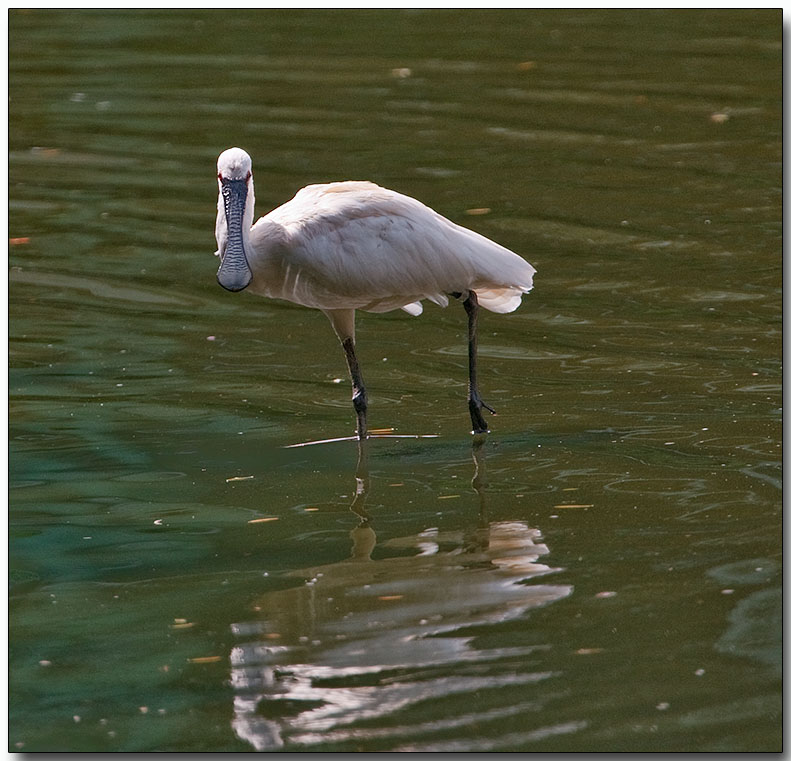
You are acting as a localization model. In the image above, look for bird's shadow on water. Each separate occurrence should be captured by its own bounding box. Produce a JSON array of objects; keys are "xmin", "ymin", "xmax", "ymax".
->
[{"xmin": 230, "ymin": 437, "xmax": 574, "ymax": 751}]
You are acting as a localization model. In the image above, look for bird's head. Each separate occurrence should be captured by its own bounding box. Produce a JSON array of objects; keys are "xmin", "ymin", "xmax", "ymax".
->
[{"xmin": 215, "ymin": 147, "xmax": 255, "ymax": 292}]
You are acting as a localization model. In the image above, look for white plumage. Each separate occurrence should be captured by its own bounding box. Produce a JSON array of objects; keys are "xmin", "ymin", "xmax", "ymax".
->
[{"xmin": 214, "ymin": 147, "xmax": 536, "ymax": 438}]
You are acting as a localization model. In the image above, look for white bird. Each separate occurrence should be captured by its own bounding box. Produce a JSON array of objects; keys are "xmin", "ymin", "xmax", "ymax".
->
[{"xmin": 214, "ymin": 147, "xmax": 536, "ymax": 439}]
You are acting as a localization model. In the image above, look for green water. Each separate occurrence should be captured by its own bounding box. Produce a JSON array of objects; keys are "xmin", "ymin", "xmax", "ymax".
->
[{"xmin": 9, "ymin": 9, "xmax": 781, "ymax": 752}]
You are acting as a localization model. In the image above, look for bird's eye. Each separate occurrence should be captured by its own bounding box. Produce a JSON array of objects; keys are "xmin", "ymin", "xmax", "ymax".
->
[
  {"xmin": 217, "ymin": 172, "xmax": 223, "ymax": 180},
  {"xmin": 246, "ymin": 171, "xmax": 252, "ymax": 182}
]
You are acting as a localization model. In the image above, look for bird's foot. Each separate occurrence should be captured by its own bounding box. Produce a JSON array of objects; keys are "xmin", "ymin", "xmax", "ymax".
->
[
  {"xmin": 469, "ymin": 393, "xmax": 496, "ymax": 434},
  {"xmin": 352, "ymin": 390, "xmax": 368, "ymax": 440}
]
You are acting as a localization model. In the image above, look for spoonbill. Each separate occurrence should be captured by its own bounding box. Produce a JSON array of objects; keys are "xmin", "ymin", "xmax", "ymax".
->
[{"xmin": 214, "ymin": 147, "xmax": 536, "ymax": 439}]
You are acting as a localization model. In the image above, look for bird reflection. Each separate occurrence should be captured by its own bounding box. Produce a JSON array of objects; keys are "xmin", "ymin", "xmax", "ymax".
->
[{"xmin": 230, "ymin": 438, "xmax": 572, "ymax": 751}]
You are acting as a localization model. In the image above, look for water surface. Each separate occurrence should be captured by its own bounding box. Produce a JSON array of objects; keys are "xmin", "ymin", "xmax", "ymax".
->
[{"xmin": 9, "ymin": 9, "xmax": 781, "ymax": 752}]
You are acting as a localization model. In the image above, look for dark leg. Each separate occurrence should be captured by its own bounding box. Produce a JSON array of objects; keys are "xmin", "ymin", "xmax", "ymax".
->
[
  {"xmin": 463, "ymin": 291, "xmax": 496, "ymax": 434},
  {"xmin": 341, "ymin": 337, "xmax": 368, "ymax": 440}
]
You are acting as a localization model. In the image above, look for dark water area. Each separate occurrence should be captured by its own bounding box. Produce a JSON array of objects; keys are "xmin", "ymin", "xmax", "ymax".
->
[{"xmin": 9, "ymin": 9, "xmax": 781, "ymax": 752}]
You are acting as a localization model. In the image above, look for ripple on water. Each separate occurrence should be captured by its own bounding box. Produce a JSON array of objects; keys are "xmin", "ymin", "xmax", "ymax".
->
[
  {"xmin": 682, "ymin": 290, "xmax": 768, "ymax": 303},
  {"xmin": 113, "ymin": 471, "xmax": 187, "ymax": 483},
  {"xmin": 715, "ymin": 587, "xmax": 781, "ymax": 676},
  {"xmin": 9, "ymin": 269, "xmax": 206, "ymax": 310},
  {"xmin": 429, "ymin": 345, "xmax": 576, "ymax": 361},
  {"xmin": 604, "ymin": 477, "xmax": 708, "ymax": 498},
  {"xmin": 707, "ymin": 558, "xmax": 779, "ymax": 586}
]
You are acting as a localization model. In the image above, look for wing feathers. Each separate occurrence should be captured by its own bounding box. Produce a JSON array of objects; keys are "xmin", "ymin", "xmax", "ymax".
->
[{"xmin": 254, "ymin": 182, "xmax": 536, "ymax": 314}]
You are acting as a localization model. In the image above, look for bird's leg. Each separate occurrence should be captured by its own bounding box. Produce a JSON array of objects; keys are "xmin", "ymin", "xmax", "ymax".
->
[
  {"xmin": 341, "ymin": 337, "xmax": 368, "ymax": 440},
  {"xmin": 463, "ymin": 291, "xmax": 496, "ymax": 434}
]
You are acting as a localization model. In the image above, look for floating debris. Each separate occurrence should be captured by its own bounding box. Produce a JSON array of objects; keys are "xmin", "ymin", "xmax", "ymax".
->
[
  {"xmin": 226, "ymin": 475, "xmax": 255, "ymax": 483},
  {"xmin": 247, "ymin": 517, "xmax": 278, "ymax": 524},
  {"xmin": 285, "ymin": 433, "xmax": 438, "ymax": 448},
  {"xmin": 31, "ymin": 146, "xmax": 60, "ymax": 157},
  {"xmin": 188, "ymin": 655, "xmax": 222, "ymax": 664}
]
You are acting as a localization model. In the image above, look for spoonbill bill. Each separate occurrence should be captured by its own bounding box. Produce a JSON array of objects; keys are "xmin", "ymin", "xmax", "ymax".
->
[{"xmin": 214, "ymin": 147, "xmax": 536, "ymax": 439}]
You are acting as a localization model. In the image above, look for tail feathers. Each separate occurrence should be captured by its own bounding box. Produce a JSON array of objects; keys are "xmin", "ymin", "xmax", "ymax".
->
[{"xmin": 475, "ymin": 286, "xmax": 530, "ymax": 313}]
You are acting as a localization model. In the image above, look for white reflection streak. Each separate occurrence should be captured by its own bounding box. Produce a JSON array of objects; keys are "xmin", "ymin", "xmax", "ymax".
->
[
  {"xmin": 290, "ymin": 697, "xmax": 541, "ymax": 745},
  {"xmin": 289, "ymin": 671, "xmax": 552, "ymax": 732},
  {"xmin": 394, "ymin": 720, "xmax": 590, "ymax": 753}
]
